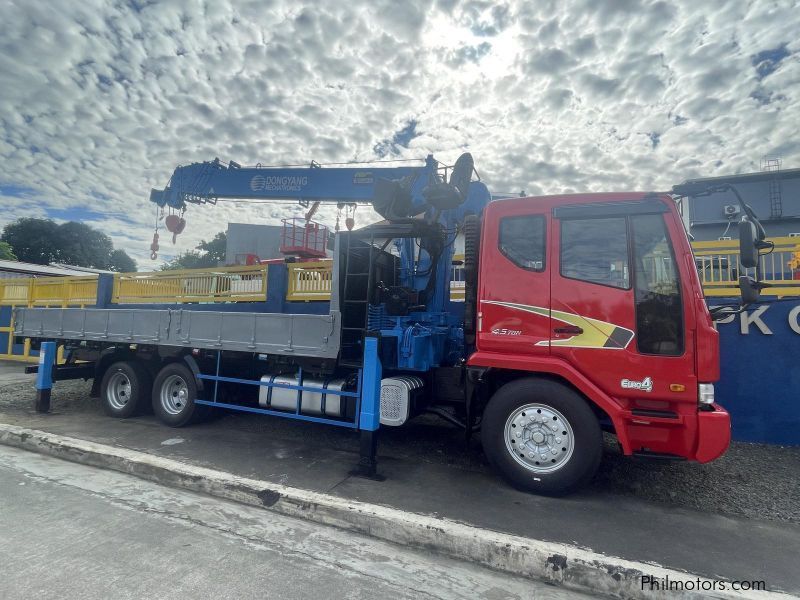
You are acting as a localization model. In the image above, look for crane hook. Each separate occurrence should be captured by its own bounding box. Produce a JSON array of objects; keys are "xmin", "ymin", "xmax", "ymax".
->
[
  {"xmin": 345, "ymin": 203, "xmax": 356, "ymax": 231},
  {"xmin": 335, "ymin": 205, "xmax": 342, "ymax": 233},
  {"xmin": 150, "ymin": 231, "xmax": 160, "ymax": 260},
  {"xmin": 165, "ymin": 213, "xmax": 186, "ymax": 244}
]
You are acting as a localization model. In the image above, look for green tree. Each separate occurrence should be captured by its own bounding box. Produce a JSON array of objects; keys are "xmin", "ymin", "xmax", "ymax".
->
[
  {"xmin": 1, "ymin": 218, "xmax": 61, "ymax": 264},
  {"xmin": 161, "ymin": 232, "xmax": 226, "ymax": 270},
  {"xmin": 54, "ymin": 221, "xmax": 114, "ymax": 268},
  {"xmin": 1, "ymin": 217, "xmax": 138, "ymax": 271},
  {"xmin": 107, "ymin": 249, "xmax": 137, "ymax": 273},
  {"xmin": 0, "ymin": 240, "xmax": 16, "ymax": 260},
  {"xmin": 196, "ymin": 232, "xmax": 227, "ymax": 265}
]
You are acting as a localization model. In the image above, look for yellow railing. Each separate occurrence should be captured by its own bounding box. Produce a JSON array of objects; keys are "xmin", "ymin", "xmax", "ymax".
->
[
  {"xmin": 112, "ymin": 264, "xmax": 268, "ymax": 304},
  {"xmin": 691, "ymin": 236, "xmax": 800, "ymax": 297},
  {"xmin": 450, "ymin": 253, "xmax": 465, "ymax": 301},
  {"xmin": 0, "ymin": 275, "xmax": 98, "ymax": 362},
  {"xmin": 0, "ymin": 279, "xmax": 30, "ymax": 305},
  {"xmin": 0, "ymin": 275, "xmax": 99, "ymax": 307},
  {"xmin": 286, "ymin": 261, "xmax": 333, "ymax": 301}
]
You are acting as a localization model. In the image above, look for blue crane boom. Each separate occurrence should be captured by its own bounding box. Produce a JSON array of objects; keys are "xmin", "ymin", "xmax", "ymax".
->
[{"xmin": 150, "ymin": 154, "xmax": 462, "ymax": 222}]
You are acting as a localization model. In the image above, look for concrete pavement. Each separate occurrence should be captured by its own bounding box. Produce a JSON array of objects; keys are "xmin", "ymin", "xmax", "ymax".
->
[{"xmin": 0, "ymin": 445, "xmax": 582, "ymax": 600}]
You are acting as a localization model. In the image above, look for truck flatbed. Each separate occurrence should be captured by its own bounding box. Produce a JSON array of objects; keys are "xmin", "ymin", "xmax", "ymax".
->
[{"xmin": 13, "ymin": 307, "xmax": 341, "ymax": 359}]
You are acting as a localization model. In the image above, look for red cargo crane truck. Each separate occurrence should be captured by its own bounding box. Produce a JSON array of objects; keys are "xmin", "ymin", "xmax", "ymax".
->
[{"xmin": 15, "ymin": 155, "xmax": 767, "ymax": 494}]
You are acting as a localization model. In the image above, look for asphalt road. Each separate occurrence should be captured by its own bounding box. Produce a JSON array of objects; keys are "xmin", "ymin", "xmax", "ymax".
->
[{"xmin": 0, "ymin": 446, "xmax": 584, "ymax": 600}]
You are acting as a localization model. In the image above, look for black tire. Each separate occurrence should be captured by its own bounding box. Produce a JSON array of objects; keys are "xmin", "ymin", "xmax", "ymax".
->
[
  {"xmin": 481, "ymin": 378, "xmax": 602, "ymax": 495},
  {"xmin": 151, "ymin": 362, "xmax": 207, "ymax": 427},
  {"xmin": 100, "ymin": 360, "xmax": 152, "ymax": 419}
]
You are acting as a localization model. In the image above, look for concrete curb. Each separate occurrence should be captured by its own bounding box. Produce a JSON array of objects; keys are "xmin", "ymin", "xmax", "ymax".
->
[{"xmin": 0, "ymin": 423, "xmax": 788, "ymax": 600}]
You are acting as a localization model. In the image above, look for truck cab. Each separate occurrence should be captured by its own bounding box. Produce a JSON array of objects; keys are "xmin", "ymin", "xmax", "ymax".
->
[{"xmin": 468, "ymin": 192, "xmax": 729, "ymax": 493}]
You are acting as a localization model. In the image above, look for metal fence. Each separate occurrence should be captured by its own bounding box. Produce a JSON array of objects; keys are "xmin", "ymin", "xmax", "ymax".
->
[
  {"xmin": 692, "ymin": 236, "xmax": 800, "ymax": 297},
  {"xmin": 112, "ymin": 264, "xmax": 268, "ymax": 304},
  {"xmin": 286, "ymin": 261, "xmax": 334, "ymax": 301},
  {"xmin": 450, "ymin": 253, "xmax": 465, "ymax": 301},
  {"xmin": 0, "ymin": 275, "xmax": 99, "ymax": 362},
  {"xmin": 0, "ymin": 276, "xmax": 99, "ymax": 307}
]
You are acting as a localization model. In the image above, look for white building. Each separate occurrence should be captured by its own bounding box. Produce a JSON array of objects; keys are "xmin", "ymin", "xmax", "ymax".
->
[{"xmin": 0, "ymin": 260, "xmax": 111, "ymax": 280}]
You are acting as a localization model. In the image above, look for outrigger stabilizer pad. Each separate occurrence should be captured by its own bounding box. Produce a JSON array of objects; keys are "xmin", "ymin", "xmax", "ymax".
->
[
  {"xmin": 350, "ymin": 430, "xmax": 385, "ymax": 481},
  {"xmin": 34, "ymin": 388, "xmax": 51, "ymax": 413}
]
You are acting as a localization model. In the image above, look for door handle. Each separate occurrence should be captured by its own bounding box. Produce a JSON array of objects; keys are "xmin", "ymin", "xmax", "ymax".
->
[{"xmin": 554, "ymin": 325, "xmax": 583, "ymax": 335}]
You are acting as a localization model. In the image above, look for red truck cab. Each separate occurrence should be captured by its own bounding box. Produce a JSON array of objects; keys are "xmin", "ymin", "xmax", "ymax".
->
[{"xmin": 468, "ymin": 192, "xmax": 730, "ymax": 494}]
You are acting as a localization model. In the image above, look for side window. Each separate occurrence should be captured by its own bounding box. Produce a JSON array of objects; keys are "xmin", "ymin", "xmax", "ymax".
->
[
  {"xmin": 631, "ymin": 214, "xmax": 684, "ymax": 355},
  {"xmin": 560, "ymin": 217, "xmax": 629, "ymax": 288},
  {"xmin": 499, "ymin": 215, "xmax": 546, "ymax": 271}
]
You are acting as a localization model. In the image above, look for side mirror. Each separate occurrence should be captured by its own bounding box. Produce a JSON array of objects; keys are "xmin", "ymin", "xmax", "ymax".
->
[
  {"xmin": 738, "ymin": 275, "xmax": 761, "ymax": 305},
  {"xmin": 738, "ymin": 218, "xmax": 760, "ymax": 269}
]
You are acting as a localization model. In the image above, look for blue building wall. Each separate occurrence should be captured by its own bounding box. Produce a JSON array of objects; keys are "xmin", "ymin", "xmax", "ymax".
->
[{"xmin": 710, "ymin": 298, "xmax": 800, "ymax": 445}]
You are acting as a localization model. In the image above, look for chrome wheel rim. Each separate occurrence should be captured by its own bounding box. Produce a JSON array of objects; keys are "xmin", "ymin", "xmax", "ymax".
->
[
  {"xmin": 106, "ymin": 372, "xmax": 132, "ymax": 410},
  {"xmin": 504, "ymin": 404, "xmax": 574, "ymax": 474},
  {"xmin": 160, "ymin": 374, "xmax": 189, "ymax": 415}
]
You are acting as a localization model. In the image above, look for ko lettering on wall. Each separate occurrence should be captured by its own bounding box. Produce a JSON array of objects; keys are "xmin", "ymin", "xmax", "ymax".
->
[{"xmin": 715, "ymin": 303, "xmax": 800, "ymax": 335}]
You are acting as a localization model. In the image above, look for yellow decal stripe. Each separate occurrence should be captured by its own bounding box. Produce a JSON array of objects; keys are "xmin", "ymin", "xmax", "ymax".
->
[{"xmin": 481, "ymin": 301, "xmax": 634, "ymax": 350}]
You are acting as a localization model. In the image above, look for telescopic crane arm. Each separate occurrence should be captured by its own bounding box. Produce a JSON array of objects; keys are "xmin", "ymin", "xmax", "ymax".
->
[
  {"xmin": 150, "ymin": 154, "xmax": 481, "ymax": 223},
  {"xmin": 148, "ymin": 153, "xmax": 491, "ymax": 312}
]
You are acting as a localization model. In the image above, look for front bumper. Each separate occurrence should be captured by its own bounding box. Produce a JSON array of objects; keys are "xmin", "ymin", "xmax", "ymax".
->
[{"xmin": 694, "ymin": 403, "xmax": 731, "ymax": 463}]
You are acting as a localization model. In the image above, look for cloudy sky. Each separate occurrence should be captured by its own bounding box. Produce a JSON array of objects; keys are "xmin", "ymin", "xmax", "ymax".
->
[{"xmin": 1, "ymin": 0, "xmax": 798, "ymax": 268}]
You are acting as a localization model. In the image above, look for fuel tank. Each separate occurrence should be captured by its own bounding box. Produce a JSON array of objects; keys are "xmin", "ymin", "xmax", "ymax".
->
[{"xmin": 258, "ymin": 374, "xmax": 348, "ymax": 418}]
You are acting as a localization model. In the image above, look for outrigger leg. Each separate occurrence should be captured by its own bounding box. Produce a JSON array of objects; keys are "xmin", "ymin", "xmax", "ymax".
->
[
  {"xmin": 34, "ymin": 341, "xmax": 56, "ymax": 413},
  {"xmin": 351, "ymin": 336, "xmax": 385, "ymax": 480}
]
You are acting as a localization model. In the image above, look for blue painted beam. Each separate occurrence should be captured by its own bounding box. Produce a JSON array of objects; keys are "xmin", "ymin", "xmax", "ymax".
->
[
  {"xmin": 359, "ymin": 336, "xmax": 382, "ymax": 432},
  {"xmin": 34, "ymin": 341, "xmax": 56, "ymax": 413}
]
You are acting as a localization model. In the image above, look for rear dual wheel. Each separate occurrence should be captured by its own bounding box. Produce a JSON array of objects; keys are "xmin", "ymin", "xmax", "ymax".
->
[
  {"xmin": 151, "ymin": 362, "xmax": 208, "ymax": 427},
  {"xmin": 100, "ymin": 361, "xmax": 152, "ymax": 418}
]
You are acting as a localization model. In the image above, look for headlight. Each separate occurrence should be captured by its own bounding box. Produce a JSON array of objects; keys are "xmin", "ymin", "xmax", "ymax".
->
[{"xmin": 698, "ymin": 383, "xmax": 715, "ymax": 405}]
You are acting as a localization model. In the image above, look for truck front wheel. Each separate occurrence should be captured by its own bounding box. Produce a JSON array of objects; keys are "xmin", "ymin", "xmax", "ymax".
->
[
  {"xmin": 100, "ymin": 360, "xmax": 152, "ymax": 419},
  {"xmin": 152, "ymin": 362, "xmax": 206, "ymax": 427},
  {"xmin": 481, "ymin": 378, "xmax": 602, "ymax": 495}
]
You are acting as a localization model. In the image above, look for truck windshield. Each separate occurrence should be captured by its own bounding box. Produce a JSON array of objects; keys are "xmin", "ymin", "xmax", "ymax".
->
[{"xmin": 631, "ymin": 214, "xmax": 683, "ymax": 356}]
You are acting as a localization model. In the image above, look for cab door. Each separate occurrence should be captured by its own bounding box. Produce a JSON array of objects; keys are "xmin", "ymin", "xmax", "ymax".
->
[
  {"xmin": 549, "ymin": 197, "xmax": 696, "ymax": 407},
  {"xmin": 477, "ymin": 202, "xmax": 551, "ymax": 356}
]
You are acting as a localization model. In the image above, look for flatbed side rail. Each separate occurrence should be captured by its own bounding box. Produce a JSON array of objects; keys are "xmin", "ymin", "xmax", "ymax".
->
[{"xmin": 13, "ymin": 307, "xmax": 342, "ymax": 360}]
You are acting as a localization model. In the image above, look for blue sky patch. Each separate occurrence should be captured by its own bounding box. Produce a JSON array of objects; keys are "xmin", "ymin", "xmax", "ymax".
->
[
  {"xmin": 0, "ymin": 184, "xmax": 36, "ymax": 197},
  {"xmin": 46, "ymin": 206, "xmax": 136, "ymax": 225},
  {"xmin": 751, "ymin": 44, "xmax": 791, "ymax": 80},
  {"xmin": 373, "ymin": 120, "xmax": 419, "ymax": 158}
]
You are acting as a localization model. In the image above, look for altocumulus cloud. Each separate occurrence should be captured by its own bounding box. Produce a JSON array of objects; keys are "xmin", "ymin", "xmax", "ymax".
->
[{"xmin": 0, "ymin": 0, "xmax": 798, "ymax": 266}]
